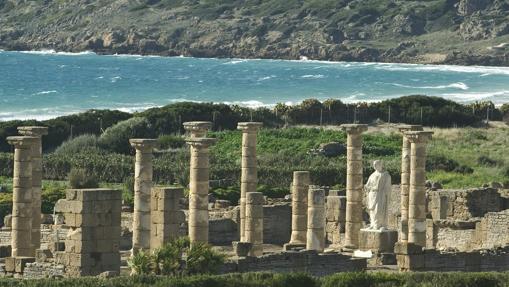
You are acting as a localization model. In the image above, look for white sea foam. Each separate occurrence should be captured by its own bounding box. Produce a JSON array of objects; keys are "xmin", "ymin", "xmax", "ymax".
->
[
  {"xmin": 34, "ymin": 90, "xmax": 57, "ymax": 95},
  {"xmin": 223, "ymin": 59, "xmax": 247, "ymax": 65},
  {"xmin": 19, "ymin": 50, "xmax": 95, "ymax": 56},
  {"xmin": 111, "ymin": 76, "xmax": 122, "ymax": 83},
  {"xmin": 374, "ymin": 62, "xmax": 509, "ymax": 76},
  {"xmin": 442, "ymin": 90, "xmax": 509, "ymax": 103},
  {"xmin": 257, "ymin": 76, "xmax": 274, "ymax": 81},
  {"xmin": 391, "ymin": 82, "xmax": 469, "ymax": 90},
  {"xmin": 301, "ymin": 74, "xmax": 325, "ymax": 79}
]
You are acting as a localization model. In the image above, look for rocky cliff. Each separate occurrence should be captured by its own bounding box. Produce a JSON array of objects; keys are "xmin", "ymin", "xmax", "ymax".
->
[{"xmin": 1, "ymin": 0, "xmax": 509, "ymax": 65}]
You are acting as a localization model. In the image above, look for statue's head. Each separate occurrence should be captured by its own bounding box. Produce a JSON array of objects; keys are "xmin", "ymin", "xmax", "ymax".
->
[{"xmin": 373, "ymin": 160, "xmax": 384, "ymax": 172}]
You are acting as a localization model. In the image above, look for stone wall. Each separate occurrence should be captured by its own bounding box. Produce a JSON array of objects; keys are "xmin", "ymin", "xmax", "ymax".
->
[
  {"xmin": 428, "ymin": 188, "xmax": 503, "ymax": 221},
  {"xmin": 428, "ymin": 220, "xmax": 477, "ymax": 251},
  {"xmin": 222, "ymin": 250, "xmax": 366, "ymax": 276},
  {"xmin": 476, "ymin": 209, "xmax": 509, "ymax": 249}
]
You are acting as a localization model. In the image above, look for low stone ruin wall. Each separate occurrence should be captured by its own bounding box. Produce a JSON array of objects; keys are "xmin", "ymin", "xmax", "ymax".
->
[
  {"xmin": 221, "ymin": 250, "xmax": 366, "ymax": 276},
  {"xmin": 400, "ymin": 247, "xmax": 509, "ymax": 272}
]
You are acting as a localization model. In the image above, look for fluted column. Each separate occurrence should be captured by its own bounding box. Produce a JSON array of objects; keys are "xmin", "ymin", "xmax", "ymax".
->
[
  {"xmin": 306, "ymin": 186, "xmax": 325, "ymax": 252},
  {"xmin": 406, "ymin": 131, "xmax": 433, "ymax": 247},
  {"xmin": 237, "ymin": 122, "xmax": 262, "ymax": 241},
  {"xmin": 289, "ymin": 171, "xmax": 310, "ymax": 245},
  {"xmin": 245, "ymin": 192, "xmax": 264, "ymax": 256},
  {"xmin": 183, "ymin": 121, "xmax": 212, "ymax": 138},
  {"xmin": 186, "ymin": 137, "xmax": 217, "ymax": 244},
  {"xmin": 7, "ymin": 136, "xmax": 37, "ymax": 257},
  {"xmin": 397, "ymin": 125, "xmax": 422, "ymax": 243},
  {"xmin": 341, "ymin": 124, "xmax": 368, "ymax": 249},
  {"xmin": 17, "ymin": 126, "xmax": 48, "ymax": 253},
  {"xmin": 130, "ymin": 138, "xmax": 157, "ymax": 254}
]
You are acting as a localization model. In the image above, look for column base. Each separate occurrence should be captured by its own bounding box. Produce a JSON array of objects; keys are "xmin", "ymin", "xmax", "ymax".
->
[
  {"xmin": 283, "ymin": 243, "xmax": 306, "ymax": 251},
  {"xmin": 359, "ymin": 228, "xmax": 398, "ymax": 253}
]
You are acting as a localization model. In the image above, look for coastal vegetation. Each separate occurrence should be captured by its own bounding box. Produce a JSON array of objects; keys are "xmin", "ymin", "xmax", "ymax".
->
[
  {"xmin": 0, "ymin": 272, "xmax": 507, "ymax": 287},
  {"xmin": 0, "ymin": 96, "xmax": 507, "ymax": 219}
]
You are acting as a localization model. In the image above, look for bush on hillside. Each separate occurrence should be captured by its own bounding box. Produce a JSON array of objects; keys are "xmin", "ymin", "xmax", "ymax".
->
[
  {"xmin": 68, "ymin": 168, "xmax": 99, "ymax": 189},
  {"xmin": 99, "ymin": 117, "xmax": 155, "ymax": 154},
  {"xmin": 158, "ymin": 135, "xmax": 186, "ymax": 149},
  {"xmin": 54, "ymin": 134, "xmax": 101, "ymax": 155}
]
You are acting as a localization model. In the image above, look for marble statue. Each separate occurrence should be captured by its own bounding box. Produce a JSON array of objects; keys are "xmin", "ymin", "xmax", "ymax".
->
[{"xmin": 364, "ymin": 160, "xmax": 392, "ymax": 230}]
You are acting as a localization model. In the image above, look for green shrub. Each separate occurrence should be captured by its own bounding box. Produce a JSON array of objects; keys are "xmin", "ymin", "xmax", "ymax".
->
[
  {"xmin": 99, "ymin": 117, "xmax": 155, "ymax": 154},
  {"xmin": 158, "ymin": 135, "xmax": 186, "ymax": 149},
  {"xmin": 427, "ymin": 155, "xmax": 473, "ymax": 174},
  {"xmin": 68, "ymin": 168, "xmax": 99, "ymax": 189},
  {"xmin": 54, "ymin": 134, "xmax": 101, "ymax": 155},
  {"xmin": 122, "ymin": 176, "xmax": 135, "ymax": 206},
  {"xmin": 257, "ymin": 185, "xmax": 289, "ymax": 198},
  {"xmin": 477, "ymin": 155, "xmax": 501, "ymax": 167},
  {"xmin": 41, "ymin": 181, "xmax": 67, "ymax": 214},
  {"xmin": 128, "ymin": 237, "xmax": 225, "ymax": 276}
]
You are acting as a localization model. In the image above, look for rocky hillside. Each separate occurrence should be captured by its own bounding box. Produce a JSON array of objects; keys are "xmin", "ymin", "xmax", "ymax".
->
[{"xmin": 1, "ymin": 0, "xmax": 509, "ymax": 65}]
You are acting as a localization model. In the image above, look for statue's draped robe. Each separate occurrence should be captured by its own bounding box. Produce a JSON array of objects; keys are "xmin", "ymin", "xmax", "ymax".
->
[{"xmin": 365, "ymin": 170, "xmax": 392, "ymax": 229}]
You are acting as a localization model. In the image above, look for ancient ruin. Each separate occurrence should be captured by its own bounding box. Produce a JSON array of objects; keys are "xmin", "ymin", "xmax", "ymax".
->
[
  {"xmin": 237, "ymin": 122, "xmax": 262, "ymax": 242},
  {"xmin": 129, "ymin": 138, "xmax": 157, "ymax": 254},
  {"xmin": 186, "ymin": 136, "xmax": 217, "ymax": 244},
  {"xmin": 341, "ymin": 124, "xmax": 368, "ymax": 250},
  {"xmin": 1, "ymin": 122, "xmax": 509, "ymax": 278}
]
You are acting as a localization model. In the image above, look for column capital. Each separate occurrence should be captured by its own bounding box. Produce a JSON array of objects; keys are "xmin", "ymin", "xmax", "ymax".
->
[
  {"xmin": 183, "ymin": 121, "xmax": 212, "ymax": 137},
  {"xmin": 405, "ymin": 131, "xmax": 433, "ymax": 143},
  {"xmin": 129, "ymin": 139, "xmax": 158, "ymax": 151},
  {"xmin": 237, "ymin": 122, "xmax": 263, "ymax": 133},
  {"xmin": 398, "ymin": 125, "xmax": 423, "ymax": 133},
  {"xmin": 186, "ymin": 137, "xmax": 217, "ymax": 148},
  {"xmin": 7, "ymin": 136, "xmax": 38, "ymax": 148},
  {"xmin": 17, "ymin": 126, "xmax": 49, "ymax": 137},
  {"xmin": 340, "ymin": 124, "xmax": 368, "ymax": 134}
]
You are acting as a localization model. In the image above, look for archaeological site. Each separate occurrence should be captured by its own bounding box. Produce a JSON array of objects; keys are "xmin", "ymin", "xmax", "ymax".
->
[{"xmin": 1, "ymin": 122, "xmax": 508, "ymax": 279}]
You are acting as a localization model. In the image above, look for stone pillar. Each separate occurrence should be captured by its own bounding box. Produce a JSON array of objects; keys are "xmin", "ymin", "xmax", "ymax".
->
[
  {"xmin": 237, "ymin": 122, "xmax": 262, "ymax": 242},
  {"xmin": 306, "ymin": 186, "xmax": 325, "ymax": 252},
  {"xmin": 183, "ymin": 121, "xmax": 212, "ymax": 138},
  {"xmin": 129, "ymin": 139, "xmax": 157, "ymax": 254},
  {"xmin": 150, "ymin": 187, "xmax": 185, "ymax": 250},
  {"xmin": 406, "ymin": 131, "xmax": 433, "ymax": 247},
  {"xmin": 17, "ymin": 126, "xmax": 48, "ymax": 253},
  {"xmin": 397, "ymin": 125, "xmax": 422, "ymax": 243},
  {"xmin": 340, "ymin": 124, "xmax": 368, "ymax": 249},
  {"xmin": 186, "ymin": 137, "xmax": 217, "ymax": 244},
  {"xmin": 288, "ymin": 171, "xmax": 309, "ymax": 246},
  {"xmin": 55, "ymin": 189, "xmax": 121, "ymax": 277},
  {"xmin": 245, "ymin": 192, "xmax": 264, "ymax": 256},
  {"xmin": 7, "ymin": 136, "xmax": 37, "ymax": 257}
]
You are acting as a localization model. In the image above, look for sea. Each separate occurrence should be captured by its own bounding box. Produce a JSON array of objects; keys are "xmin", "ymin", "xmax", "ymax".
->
[{"xmin": 1, "ymin": 50, "xmax": 509, "ymax": 121}]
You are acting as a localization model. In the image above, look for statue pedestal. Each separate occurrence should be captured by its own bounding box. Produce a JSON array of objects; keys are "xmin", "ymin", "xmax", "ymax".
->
[{"xmin": 359, "ymin": 228, "xmax": 398, "ymax": 253}]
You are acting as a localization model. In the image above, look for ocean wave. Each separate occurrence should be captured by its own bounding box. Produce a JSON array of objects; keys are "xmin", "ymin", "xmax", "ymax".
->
[
  {"xmin": 374, "ymin": 63, "xmax": 509, "ymax": 76},
  {"xmin": 111, "ymin": 76, "xmax": 122, "ymax": 83},
  {"xmin": 34, "ymin": 90, "xmax": 58, "ymax": 95},
  {"xmin": 391, "ymin": 82, "xmax": 469, "ymax": 90},
  {"xmin": 257, "ymin": 76, "xmax": 274, "ymax": 81},
  {"xmin": 301, "ymin": 74, "xmax": 325, "ymax": 79},
  {"xmin": 19, "ymin": 50, "xmax": 95, "ymax": 56},
  {"xmin": 442, "ymin": 90, "xmax": 509, "ymax": 103},
  {"xmin": 223, "ymin": 59, "xmax": 248, "ymax": 65}
]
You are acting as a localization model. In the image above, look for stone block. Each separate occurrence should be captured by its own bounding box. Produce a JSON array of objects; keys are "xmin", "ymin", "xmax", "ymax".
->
[
  {"xmin": 283, "ymin": 243, "xmax": 306, "ymax": 251},
  {"xmin": 233, "ymin": 241, "xmax": 252, "ymax": 257},
  {"xmin": 0, "ymin": 245, "xmax": 12, "ymax": 258},
  {"xmin": 35, "ymin": 249, "xmax": 52, "ymax": 263},
  {"xmin": 359, "ymin": 229, "xmax": 398, "ymax": 253},
  {"xmin": 15, "ymin": 257, "xmax": 35, "ymax": 273},
  {"xmin": 4, "ymin": 257, "xmax": 15, "ymax": 272},
  {"xmin": 394, "ymin": 242, "xmax": 423, "ymax": 255}
]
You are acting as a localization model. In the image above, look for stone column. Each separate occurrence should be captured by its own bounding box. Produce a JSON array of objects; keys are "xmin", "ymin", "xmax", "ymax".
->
[
  {"xmin": 183, "ymin": 121, "xmax": 212, "ymax": 138},
  {"xmin": 397, "ymin": 125, "xmax": 422, "ymax": 243},
  {"xmin": 7, "ymin": 136, "xmax": 37, "ymax": 257},
  {"xmin": 245, "ymin": 192, "xmax": 264, "ymax": 256},
  {"xmin": 237, "ymin": 122, "xmax": 262, "ymax": 242},
  {"xmin": 289, "ymin": 171, "xmax": 309, "ymax": 246},
  {"xmin": 340, "ymin": 124, "xmax": 368, "ymax": 249},
  {"xmin": 129, "ymin": 138, "xmax": 157, "ymax": 254},
  {"xmin": 406, "ymin": 131, "xmax": 433, "ymax": 247},
  {"xmin": 186, "ymin": 137, "xmax": 217, "ymax": 244},
  {"xmin": 151, "ymin": 187, "xmax": 185, "ymax": 250},
  {"xmin": 17, "ymin": 126, "xmax": 48, "ymax": 253},
  {"xmin": 306, "ymin": 186, "xmax": 325, "ymax": 252}
]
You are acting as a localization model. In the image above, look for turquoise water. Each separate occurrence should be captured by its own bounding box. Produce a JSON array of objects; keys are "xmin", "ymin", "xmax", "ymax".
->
[{"xmin": 1, "ymin": 50, "xmax": 509, "ymax": 121}]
